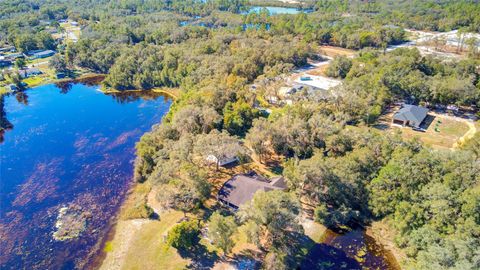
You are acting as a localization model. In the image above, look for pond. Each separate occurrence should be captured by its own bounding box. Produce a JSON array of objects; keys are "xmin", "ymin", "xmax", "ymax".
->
[
  {"xmin": 247, "ymin": 6, "xmax": 312, "ymax": 15},
  {"xmin": 301, "ymin": 229, "xmax": 400, "ymax": 270},
  {"xmin": 0, "ymin": 82, "xmax": 172, "ymax": 269}
]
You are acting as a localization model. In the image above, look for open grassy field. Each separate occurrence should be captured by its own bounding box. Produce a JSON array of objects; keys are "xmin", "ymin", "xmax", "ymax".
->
[
  {"xmin": 100, "ymin": 211, "xmax": 188, "ymax": 270},
  {"xmin": 395, "ymin": 115, "xmax": 470, "ymax": 150},
  {"xmin": 375, "ymin": 106, "xmax": 473, "ymax": 150},
  {"xmin": 23, "ymin": 76, "xmax": 46, "ymax": 87}
]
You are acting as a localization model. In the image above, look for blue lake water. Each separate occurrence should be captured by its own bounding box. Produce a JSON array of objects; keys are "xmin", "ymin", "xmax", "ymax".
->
[
  {"xmin": 247, "ymin": 6, "xmax": 311, "ymax": 15},
  {"xmin": 0, "ymin": 82, "xmax": 171, "ymax": 269}
]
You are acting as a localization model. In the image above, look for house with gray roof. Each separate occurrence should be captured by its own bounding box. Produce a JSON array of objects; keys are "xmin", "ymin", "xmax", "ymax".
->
[
  {"xmin": 19, "ymin": 68, "xmax": 42, "ymax": 78},
  {"xmin": 392, "ymin": 104, "xmax": 429, "ymax": 128},
  {"xmin": 218, "ymin": 172, "xmax": 287, "ymax": 210}
]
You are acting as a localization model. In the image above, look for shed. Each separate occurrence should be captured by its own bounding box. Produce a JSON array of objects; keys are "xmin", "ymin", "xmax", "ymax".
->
[{"xmin": 206, "ymin": 154, "xmax": 238, "ymax": 167}]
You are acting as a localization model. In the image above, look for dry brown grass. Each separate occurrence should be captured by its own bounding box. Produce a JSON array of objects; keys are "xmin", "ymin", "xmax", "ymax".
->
[
  {"xmin": 319, "ymin": 45, "xmax": 357, "ymax": 58},
  {"xmin": 376, "ymin": 106, "xmax": 471, "ymax": 150},
  {"xmin": 100, "ymin": 210, "xmax": 188, "ymax": 270},
  {"xmin": 394, "ymin": 115, "xmax": 469, "ymax": 150}
]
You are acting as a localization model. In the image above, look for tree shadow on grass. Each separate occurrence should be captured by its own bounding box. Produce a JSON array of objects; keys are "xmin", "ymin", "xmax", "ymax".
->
[{"xmin": 178, "ymin": 244, "xmax": 219, "ymax": 269}]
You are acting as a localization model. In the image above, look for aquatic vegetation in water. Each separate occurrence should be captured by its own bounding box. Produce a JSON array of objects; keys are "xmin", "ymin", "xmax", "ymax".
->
[{"xmin": 53, "ymin": 205, "xmax": 91, "ymax": 241}]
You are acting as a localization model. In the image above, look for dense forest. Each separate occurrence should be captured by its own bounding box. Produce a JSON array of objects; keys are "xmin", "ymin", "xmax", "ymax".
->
[{"xmin": 1, "ymin": 0, "xmax": 479, "ymax": 269}]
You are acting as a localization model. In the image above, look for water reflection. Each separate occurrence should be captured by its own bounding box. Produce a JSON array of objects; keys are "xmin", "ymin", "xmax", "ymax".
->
[
  {"xmin": 14, "ymin": 92, "xmax": 29, "ymax": 105},
  {"xmin": 0, "ymin": 95, "xmax": 13, "ymax": 143},
  {"xmin": 301, "ymin": 229, "xmax": 400, "ymax": 270},
  {"xmin": 106, "ymin": 90, "xmax": 173, "ymax": 104},
  {"xmin": 0, "ymin": 83, "xmax": 171, "ymax": 269}
]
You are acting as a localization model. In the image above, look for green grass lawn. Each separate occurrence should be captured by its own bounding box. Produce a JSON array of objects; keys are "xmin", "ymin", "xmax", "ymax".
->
[
  {"xmin": 23, "ymin": 76, "xmax": 45, "ymax": 87},
  {"xmin": 396, "ymin": 115, "xmax": 470, "ymax": 149},
  {"xmin": 0, "ymin": 86, "xmax": 10, "ymax": 96},
  {"xmin": 102, "ymin": 211, "xmax": 189, "ymax": 270}
]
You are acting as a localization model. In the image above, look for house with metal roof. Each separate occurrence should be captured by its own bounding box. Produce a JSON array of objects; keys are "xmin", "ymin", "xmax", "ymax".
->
[
  {"xmin": 392, "ymin": 104, "xmax": 429, "ymax": 128},
  {"xmin": 218, "ymin": 172, "xmax": 287, "ymax": 210},
  {"xmin": 19, "ymin": 68, "xmax": 42, "ymax": 78},
  {"xmin": 31, "ymin": 50, "xmax": 56, "ymax": 59}
]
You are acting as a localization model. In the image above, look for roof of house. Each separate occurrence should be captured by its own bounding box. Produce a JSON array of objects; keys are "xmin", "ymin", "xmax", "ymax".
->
[
  {"xmin": 19, "ymin": 68, "xmax": 42, "ymax": 78},
  {"xmin": 218, "ymin": 172, "xmax": 286, "ymax": 209},
  {"xmin": 33, "ymin": 50, "xmax": 55, "ymax": 56},
  {"xmin": 393, "ymin": 105, "xmax": 428, "ymax": 126}
]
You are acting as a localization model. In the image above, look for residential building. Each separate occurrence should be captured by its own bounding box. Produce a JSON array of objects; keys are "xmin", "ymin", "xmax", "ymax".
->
[
  {"xmin": 218, "ymin": 172, "xmax": 287, "ymax": 210},
  {"xmin": 19, "ymin": 68, "xmax": 42, "ymax": 78},
  {"xmin": 392, "ymin": 104, "xmax": 429, "ymax": 128}
]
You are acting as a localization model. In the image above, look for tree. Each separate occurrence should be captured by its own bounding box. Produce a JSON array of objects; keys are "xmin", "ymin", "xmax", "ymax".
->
[
  {"xmin": 15, "ymin": 58, "xmax": 26, "ymax": 70},
  {"xmin": 36, "ymin": 31, "xmax": 56, "ymax": 50},
  {"xmin": 49, "ymin": 55, "xmax": 68, "ymax": 73},
  {"xmin": 246, "ymin": 118, "xmax": 273, "ymax": 164},
  {"xmin": 172, "ymin": 105, "xmax": 221, "ymax": 135},
  {"xmin": 194, "ymin": 130, "xmax": 245, "ymax": 170},
  {"xmin": 167, "ymin": 220, "xmax": 201, "ymax": 251},
  {"xmin": 326, "ymin": 56, "xmax": 352, "ymax": 79},
  {"xmin": 237, "ymin": 191, "xmax": 302, "ymax": 251},
  {"xmin": 156, "ymin": 177, "xmax": 210, "ymax": 217},
  {"xmin": 207, "ymin": 211, "xmax": 237, "ymax": 255},
  {"xmin": 223, "ymin": 100, "xmax": 263, "ymax": 137},
  {"xmin": 14, "ymin": 34, "xmax": 37, "ymax": 52}
]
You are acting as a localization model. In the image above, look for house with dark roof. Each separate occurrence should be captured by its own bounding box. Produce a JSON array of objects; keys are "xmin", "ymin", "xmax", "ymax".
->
[
  {"xmin": 392, "ymin": 104, "xmax": 429, "ymax": 128},
  {"xmin": 218, "ymin": 172, "xmax": 287, "ymax": 210}
]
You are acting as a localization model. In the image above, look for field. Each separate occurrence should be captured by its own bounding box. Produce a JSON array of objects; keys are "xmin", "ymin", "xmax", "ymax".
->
[
  {"xmin": 396, "ymin": 115, "xmax": 470, "ymax": 149},
  {"xmin": 318, "ymin": 45, "xmax": 357, "ymax": 58},
  {"xmin": 100, "ymin": 211, "xmax": 189, "ymax": 270},
  {"xmin": 376, "ymin": 107, "xmax": 474, "ymax": 150}
]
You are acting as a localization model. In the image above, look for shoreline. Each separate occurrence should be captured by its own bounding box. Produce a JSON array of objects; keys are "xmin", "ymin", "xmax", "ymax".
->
[
  {"xmin": 101, "ymin": 87, "xmax": 180, "ymax": 100},
  {"xmin": 1, "ymin": 73, "xmax": 180, "ymax": 100},
  {"xmin": 0, "ymin": 72, "xmax": 106, "ymax": 97}
]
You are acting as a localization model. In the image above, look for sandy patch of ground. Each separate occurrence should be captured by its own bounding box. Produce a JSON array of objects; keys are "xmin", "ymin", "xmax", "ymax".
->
[
  {"xmin": 301, "ymin": 217, "xmax": 327, "ymax": 243},
  {"xmin": 99, "ymin": 219, "xmax": 149, "ymax": 270},
  {"xmin": 453, "ymin": 119, "xmax": 477, "ymax": 148},
  {"xmin": 318, "ymin": 45, "xmax": 357, "ymax": 58},
  {"xmin": 293, "ymin": 74, "xmax": 342, "ymax": 90}
]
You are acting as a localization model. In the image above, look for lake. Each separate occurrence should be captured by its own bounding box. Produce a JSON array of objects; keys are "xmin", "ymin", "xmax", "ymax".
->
[
  {"xmin": 0, "ymin": 82, "xmax": 172, "ymax": 269},
  {"xmin": 247, "ymin": 6, "xmax": 312, "ymax": 15}
]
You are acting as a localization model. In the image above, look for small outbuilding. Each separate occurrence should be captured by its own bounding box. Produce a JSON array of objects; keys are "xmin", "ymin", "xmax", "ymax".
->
[
  {"xmin": 218, "ymin": 172, "xmax": 287, "ymax": 210},
  {"xmin": 206, "ymin": 154, "xmax": 238, "ymax": 167},
  {"xmin": 392, "ymin": 104, "xmax": 429, "ymax": 128}
]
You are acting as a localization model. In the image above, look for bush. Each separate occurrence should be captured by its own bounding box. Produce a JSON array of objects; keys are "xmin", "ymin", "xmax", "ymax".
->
[
  {"xmin": 167, "ymin": 220, "xmax": 201, "ymax": 251},
  {"xmin": 326, "ymin": 56, "xmax": 352, "ymax": 79}
]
